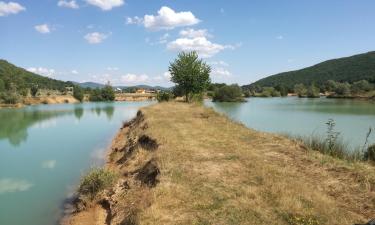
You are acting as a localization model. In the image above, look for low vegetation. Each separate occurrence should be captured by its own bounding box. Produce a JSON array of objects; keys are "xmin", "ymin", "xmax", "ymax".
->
[
  {"xmin": 77, "ymin": 168, "xmax": 117, "ymax": 202},
  {"xmin": 289, "ymin": 119, "xmax": 375, "ymax": 163},
  {"xmin": 156, "ymin": 91, "xmax": 173, "ymax": 102},
  {"xmin": 88, "ymin": 83, "xmax": 115, "ymax": 102},
  {"xmin": 212, "ymin": 84, "xmax": 245, "ymax": 102}
]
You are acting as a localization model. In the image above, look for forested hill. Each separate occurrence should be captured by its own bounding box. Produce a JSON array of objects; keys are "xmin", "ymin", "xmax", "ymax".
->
[
  {"xmin": 0, "ymin": 59, "xmax": 71, "ymax": 91},
  {"xmin": 245, "ymin": 51, "xmax": 375, "ymax": 90}
]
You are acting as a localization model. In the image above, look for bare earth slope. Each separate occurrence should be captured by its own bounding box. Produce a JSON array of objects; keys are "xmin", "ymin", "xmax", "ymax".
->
[{"xmin": 65, "ymin": 102, "xmax": 375, "ymax": 225}]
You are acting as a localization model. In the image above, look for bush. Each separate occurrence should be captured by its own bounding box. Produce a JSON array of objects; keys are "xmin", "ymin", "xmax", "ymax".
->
[
  {"xmin": 213, "ymin": 84, "xmax": 244, "ymax": 102},
  {"xmin": 364, "ymin": 144, "xmax": 375, "ymax": 162},
  {"xmin": 294, "ymin": 83, "xmax": 307, "ymax": 97},
  {"xmin": 306, "ymin": 84, "xmax": 320, "ymax": 98},
  {"xmin": 259, "ymin": 87, "xmax": 280, "ymax": 97},
  {"xmin": 30, "ymin": 85, "xmax": 38, "ymax": 97},
  {"xmin": 334, "ymin": 82, "xmax": 351, "ymax": 96},
  {"xmin": 1, "ymin": 91, "xmax": 20, "ymax": 104},
  {"xmin": 351, "ymin": 80, "xmax": 373, "ymax": 94},
  {"xmin": 101, "ymin": 84, "xmax": 115, "ymax": 101},
  {"xmin": 78, "ymin": 168, "xmax": 117, "ymax": 201},
  {"xmin": 73, "ymin": 86, "xmax": 84, "ymax": 102},
  {"xmin": 89, "ymin": 89, "xmax": 103, "ymax": 101},
  {"xmin": 156, "ymin": 91, "xmax": 173, "ymax": 102}
]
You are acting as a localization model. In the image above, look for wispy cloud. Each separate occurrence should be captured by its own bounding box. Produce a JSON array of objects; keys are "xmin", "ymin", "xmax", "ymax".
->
[
  {"xmin": 0, "ymin": 178, "xmax": 33, "ymax": 194},
  {"xmin": 35, "ymin": 24, "xmax": 51, "ymax": 34},
  {"xmin": 0, "ymin": 1, "xmax": 25, "ymax": 16},
  {"xmin": 85, "ymin": 0, "xmax": 124, "ymax": 11},
  {"xmin": 84, "ymin": 32, "xmax": 110, "ymax": 44},
  {"xmin": 58, "ymin": 0, "xmax": 79, "ymax": 9}
]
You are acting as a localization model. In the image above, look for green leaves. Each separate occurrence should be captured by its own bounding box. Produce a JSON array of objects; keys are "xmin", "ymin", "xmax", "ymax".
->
[{"xmin": 169, "ymin": 51, "xmax": 211, "ymax": 102}]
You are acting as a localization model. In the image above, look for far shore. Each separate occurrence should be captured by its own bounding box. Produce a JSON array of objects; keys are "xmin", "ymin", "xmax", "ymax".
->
[{"xmin": 0, "ymin": 93, "xmax": 157, "ymax": 109}]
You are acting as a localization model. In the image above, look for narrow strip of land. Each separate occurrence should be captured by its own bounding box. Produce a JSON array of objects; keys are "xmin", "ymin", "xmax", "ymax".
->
[{"xmin": 64, "ymin": 102, "xmax": 375, "ymax": 225}]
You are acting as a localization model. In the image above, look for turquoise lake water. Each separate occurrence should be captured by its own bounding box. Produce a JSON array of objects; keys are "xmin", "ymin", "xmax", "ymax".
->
[
  {"xmin": 206, "ymin": 97, "xmax": 375, "ymax": 149},
  {"xmin": 0, "ymin": 101, "xmax": 152, "ymax": 225}
]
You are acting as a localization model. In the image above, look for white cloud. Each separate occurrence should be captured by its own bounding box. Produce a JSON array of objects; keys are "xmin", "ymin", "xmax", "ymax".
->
[
  {"xmin": 167, "ymin": 37, "xmax": 234, "ymax": 58},
  {"xmin": 41, "ymin": 160, "xmax": 57, "ymax": 169},
  {"xmin": 212, "ymin": 67, "xmax": 232, "ymax": 77},
  {"xmin": 179, "ymin": 28, "xmax": 212, "ymax": 38},
  {"xmin": 0, "ymin": 178, "xmax": 33, "ymax": 194},
  {"xmin": 127, "ymin": 6, "xmax": 200, "ymax": 30},
  {"xmin": 35, "ymin": 24, "xmax": 50, "ymax": 34},
  {"xmin": 58, "ymin": 0, "xmax": 79, "ymax": 9},
  {"xmin": 163, "ymin": 71, "xmax": 171, "ymax": 80},
  {"xmin": 106, "ymin": 67, "xmax": 118, "ymax": 71},
  {"xmin": 121, "ymin": 73, "xmax": 149, "ymax": 83},
  {"xmin": 84, "ymin": 32, "xmax": 109, "ymax": 44},
  {"xmin": 210, "ymin": 61, "xmax": 229, "ymax": 67},
  {"xmin": 71, "ymin": 70, "xmax": 79, "ymax": 74},
  {"xmin": 0, "ymin": 1, "xmax": 25, "ymax": 16},
  {"xmin": 85, "ymin": 0, "xmax": 124, "ymax": 11},
  {"xmin": 27, "ymin": 67, "xmax": 55, "ymax": 77},
  {"xmin": 126, "ymin": 16, "xmax": 142, "ymax": 25}
]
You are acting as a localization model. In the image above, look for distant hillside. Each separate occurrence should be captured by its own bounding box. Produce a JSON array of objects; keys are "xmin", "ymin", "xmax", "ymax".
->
[
  {"xmin": 245, "ymin": 51, "xmax": 375, "ymax": 90},
  {"xmin": 0, "ymin": 59, "xmax": 71, "ymax": 91},
  {"xmin": 75, "ymin": 81, "xmax": 171, "ymax": 91}
]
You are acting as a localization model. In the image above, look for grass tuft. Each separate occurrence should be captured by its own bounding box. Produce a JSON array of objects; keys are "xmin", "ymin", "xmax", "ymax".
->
[{"xmin": 78, "ymin": 168, "xmax": 117, "ymax": 201}]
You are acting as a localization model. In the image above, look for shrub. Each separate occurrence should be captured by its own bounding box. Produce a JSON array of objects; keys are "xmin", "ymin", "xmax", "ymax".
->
[
  {"xmin": 334, "ymin": 82, "xmax": 351, "ymax": 96},
  {"xmin": 1, "ymin": 91, "xmax": 20, "ymax": 104},
  {"xmin": 156, "ymin": 91, "xmax": 173, "ymax": 102},
  {"xmin": 351, "ymin": 80, "xmax": 373, "ymax": 94},
  {"xmin": 364, "ymin": 144, "xmax": 375, "ymax": 162},
  {"xmin": 213, "ymin": 84, "xmax": 244, "ymax": 102},
  {"xmin": 73, "ymin": 86, "xmax": 84, "ymax": 102},
  {"xmin": 306, "ymin": 84, "xmax": 320, "ymax": 98},
  {"xmin": 294, "ymin": 83, "xmax": 307, "ymax": 97},
  {"xmin": 30, "ymin": 85, "xmax": 39, "ymax": 97},
  {"xmin": 78, "ymin": 168, "xmax": 117, "ymax": 201}
]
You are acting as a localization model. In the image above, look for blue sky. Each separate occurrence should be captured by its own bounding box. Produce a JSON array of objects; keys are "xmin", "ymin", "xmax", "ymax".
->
[{"xmin": 1, "ymin": 0, "xmax": 375, "ymax": 87}]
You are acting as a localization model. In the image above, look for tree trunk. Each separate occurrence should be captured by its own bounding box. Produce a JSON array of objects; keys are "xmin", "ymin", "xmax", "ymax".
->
[{"xmin": 185, "ymin": 92, "xmax": 189, "ymax": 102}]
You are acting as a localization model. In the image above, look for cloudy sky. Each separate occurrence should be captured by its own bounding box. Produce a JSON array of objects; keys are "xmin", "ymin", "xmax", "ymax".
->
[{"xmin": 1, "ymin": 0, "xmax": 375, "ymax": 87}]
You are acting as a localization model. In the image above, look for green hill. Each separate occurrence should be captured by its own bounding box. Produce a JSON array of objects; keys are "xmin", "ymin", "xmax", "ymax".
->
[
  {"xmin": 0, "ymin": 59, "xmax": 71, "ymax": 92},
  {"xmin": 245, "ymin": 51, "xmax": 375, "ymax": 90}
]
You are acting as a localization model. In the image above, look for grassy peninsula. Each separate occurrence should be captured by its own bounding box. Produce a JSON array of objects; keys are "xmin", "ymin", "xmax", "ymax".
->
[{"xmin": 64, "ymin": 102, "xmax": 375, "ymax": 225}]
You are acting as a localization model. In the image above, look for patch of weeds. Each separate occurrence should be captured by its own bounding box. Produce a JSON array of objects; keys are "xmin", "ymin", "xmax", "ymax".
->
[
  {"xmin": 78, "ymin": 168, "xmax": 117, "ymax": 201},
  {"xmin": 283, "ymin": 213, "xmax": 320, "ymax": 225}
]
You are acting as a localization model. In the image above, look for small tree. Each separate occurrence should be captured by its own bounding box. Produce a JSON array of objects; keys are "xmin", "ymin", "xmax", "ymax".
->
[
  {"xmin": 101, "ymin": 82, "xmax": 115, "ymax": 101},
  {"xmin": 213, "ymin": 84, "xmax": 244, "ymax": 102},
  {"xmin": 73, "ymin": 86, "xmax": 84, "ymax": 102},
  {"xmin": 0, "ymin": 79, "xmax": 5, "ymax": 92},
  {"xmin": 351, "ymin": 80, "xmax": 372, "ymax": 94},
  {"xmin": 294, "ymin": 83, "xmax": 307, "ymax": 97},
  {"xmin": 31, "ymin": 85, "xmax": 39, "ymax": 97},
  {"xmin": 169, "ymin": 51, "xmax": 211, "ymax": 102},
  {"xmin": 334, "ymin": 82, "xmax": 351, "ymax": 96},
  {"xmin": 307, "ymin": 84, "xmax": 320, "ymax": 98}
]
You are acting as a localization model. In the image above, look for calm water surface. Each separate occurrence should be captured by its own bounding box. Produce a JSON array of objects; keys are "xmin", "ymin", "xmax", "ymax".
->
[
  {"xmin": 206, "ymin": 97, "xmax": 375, "ymax": 149},
  {"xmin": 0, "ymin": 101, "xmax": 152, "ymax": 225}
]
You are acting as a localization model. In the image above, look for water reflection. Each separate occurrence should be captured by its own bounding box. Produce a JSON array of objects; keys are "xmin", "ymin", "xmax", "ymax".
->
[
  {"xmin": 0, "ymin": 103, "xmax": 116, "ymax": 146},
  {"xmin": 0, "ymin": 109, "xmax": 71, "ymax": 146}
]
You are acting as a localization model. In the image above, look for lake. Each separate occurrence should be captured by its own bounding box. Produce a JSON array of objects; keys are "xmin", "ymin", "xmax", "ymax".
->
[
  {"xmin": 0, "ymin": 101, "xmax": 153, "ymax": 225},
  {"xmin": 206, "ymin": 97, "xmax": 375, "ymax": 149}
]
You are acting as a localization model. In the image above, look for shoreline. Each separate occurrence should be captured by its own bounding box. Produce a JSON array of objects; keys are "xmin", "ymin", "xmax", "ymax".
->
[{"xmin": 61, "ymin": 102, "xmax": 375, "ymax": 225}]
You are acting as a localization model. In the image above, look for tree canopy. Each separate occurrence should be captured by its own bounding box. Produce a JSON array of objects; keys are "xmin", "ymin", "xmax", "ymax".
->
[{"xmin": 169, "ymin": 51, "xmax": 211, "ymax": 102}]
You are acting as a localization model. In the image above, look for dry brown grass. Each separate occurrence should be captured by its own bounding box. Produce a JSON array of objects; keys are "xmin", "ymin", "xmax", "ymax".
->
[{"xmin": 64, "ymin": 102, "xmax": 375, "ymax": 225}]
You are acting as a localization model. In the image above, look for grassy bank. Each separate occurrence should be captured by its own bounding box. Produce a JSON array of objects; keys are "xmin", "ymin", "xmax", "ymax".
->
[{"xmin": 65, "ymin": 102, "xmax": 375, "ymax": 225}]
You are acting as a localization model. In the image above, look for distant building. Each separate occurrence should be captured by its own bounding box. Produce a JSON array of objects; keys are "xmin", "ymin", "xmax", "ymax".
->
[
  {"xmin": 136, "ymin": 89, "xmax": 146, "ymax": 94},
  {"xmin": 115, "ymin": 87, "xmax": 122, "ymax": 93}
]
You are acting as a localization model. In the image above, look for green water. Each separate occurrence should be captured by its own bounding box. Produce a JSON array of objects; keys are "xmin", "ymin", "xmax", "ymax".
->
[
  {"xmin": 0, "ymin": 101, "xmax": 152, "ymax": 225},
  {"xmin": 206, "ymin": 97, "xmax": 375, "ymax": 149}
]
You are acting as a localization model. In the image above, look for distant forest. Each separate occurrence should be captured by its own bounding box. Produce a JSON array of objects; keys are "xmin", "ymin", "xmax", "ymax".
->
[{"xmin": 244, "ymin": 51, "xmax": 375, "ymax": 92}]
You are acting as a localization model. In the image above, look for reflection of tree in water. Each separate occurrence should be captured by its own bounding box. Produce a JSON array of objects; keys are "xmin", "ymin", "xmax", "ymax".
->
[
  {"xmin": 103, "ymin": 105, "xmax": 114, "ymax": 120},
  {"xmin": 0, "ymin": 109, "xmax": 71, "ymax": 147},
  {"xmin": 91, "ymin": 104, "xmax": 115, "ymax": 120},
  {"xmin": 74, "ymin": 107, "xmax": 84, "ymax": 120}
]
